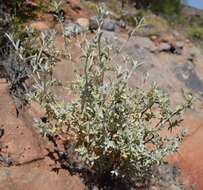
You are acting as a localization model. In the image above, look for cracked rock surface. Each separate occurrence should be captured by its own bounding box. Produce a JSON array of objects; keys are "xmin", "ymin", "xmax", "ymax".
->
[{"xmin": 0, "ymin": 80, "xmax": 84, "ymax": 190}]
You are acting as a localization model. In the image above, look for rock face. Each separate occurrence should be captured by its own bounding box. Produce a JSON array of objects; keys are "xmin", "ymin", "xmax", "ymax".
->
[
  {"xmin": 0, "ymin": 80, "xmax": 84, "ymax": 190},
  {"xmin": 0, "ymin": 165, "xmax": 84, "ymax": 190}
]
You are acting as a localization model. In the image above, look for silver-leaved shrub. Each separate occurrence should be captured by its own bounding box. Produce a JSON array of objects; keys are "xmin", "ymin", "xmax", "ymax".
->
[{"xmin": 8, "ymin": 3, "xmax": 193, "ymax": 188}]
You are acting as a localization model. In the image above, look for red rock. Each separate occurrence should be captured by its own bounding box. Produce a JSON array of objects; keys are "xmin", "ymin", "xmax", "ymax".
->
[
  {"xmin": 169, "ymin": 112, "xmax": 203, "ymax": 190},
  {"xmin": 0, "ymin": 165, "xmax": 84, "ymax": 190},
  {"xmin": 0, "ymin": 82, "xmax": 47, "ymax": 164},
  {"xmin": 0, "ymin": 81, "xmax": 84, "ymax": 190}
]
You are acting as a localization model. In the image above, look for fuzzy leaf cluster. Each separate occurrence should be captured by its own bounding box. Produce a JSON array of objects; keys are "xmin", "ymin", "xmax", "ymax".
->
[{"xmin": 66, "ymin": 19, "xmax": 192, "ymax": 183}]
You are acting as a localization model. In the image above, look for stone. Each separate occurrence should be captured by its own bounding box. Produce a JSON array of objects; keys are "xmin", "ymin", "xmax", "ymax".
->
[
  {"xmin": 89, "ymin": 16, "xmax": 98, "ymax": 30},
  {"xmin": 89, "ymin": 17, "xmax": 116, "ymax": 32},
  {"xmin": 174, "ymin": 41, "xmax": 184, "ymax": 55},
  {"xmin": 102, "ymin": 19, "xmax": 116, "ymax": 31},
  {"xmin": 159, "ymin": 42, "xmax": 171, "ymax": 52},
  {"xmin": 175, "ymin": 41, "xmax": 184, "ymax": 48},
  {"xmin": 76, "ymin": 18, "xmax": 89, "ymax": 29}
]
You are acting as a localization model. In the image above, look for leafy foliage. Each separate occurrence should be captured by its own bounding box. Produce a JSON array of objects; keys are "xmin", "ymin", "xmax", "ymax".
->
[
  {"xmin": 187, "ymin": 26, "xmax": 203, "ymax": 40},
  {"xmin": 151, "ymin": 0, "xmax": 182, "ymax": 15},
  {"xmin": 130, "ymin": 0, "xmax": 183, "ymax": 15},
  {"xmin": 65, "ymin": 6, "xmax": 192, "ymax": 187},
  {"xmin": 4, "ymin": 27, "xmax": 41, "ymax": 109},
  {"xmin": 27, "ymin": 30, "xmax": 69, "ymax": 135}
]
